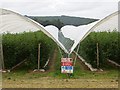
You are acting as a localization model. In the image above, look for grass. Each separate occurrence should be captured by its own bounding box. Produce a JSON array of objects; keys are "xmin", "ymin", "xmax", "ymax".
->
[
  {"xmin": 2, "ymin": 68, "xmax": 119, "ymax": 88},
  {"xmin": 49, "ymin": 49, "xmax": 119, "ymax": 79},
  {"xmin": 2, "ymin": 48, "xmax": 119, "ymax": 88}
]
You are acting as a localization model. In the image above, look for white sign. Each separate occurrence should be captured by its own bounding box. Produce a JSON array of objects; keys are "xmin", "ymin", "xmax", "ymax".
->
[{"xmin": 61, "ymin": 58, "xmax": 73, "ymax": 73}]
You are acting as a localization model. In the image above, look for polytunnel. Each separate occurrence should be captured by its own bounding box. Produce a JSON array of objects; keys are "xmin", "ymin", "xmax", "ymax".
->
[
  {"xmin": 0, "ymin": 8, "xmax": 68, "ymax": 53},
  {"xmin": 62, "ymin": 10, "xmax": 119, "ymax": 54},
  {"xmin": 44, "ymin": 10, "xmax": 119, "ymax": 54},
  {"xmin": 0, "ymin": 8, "xmax": 119, "ymax": 69},
  {"xmin": 0, "ymin": 8, "xmax": 68, "ymax": 69}
]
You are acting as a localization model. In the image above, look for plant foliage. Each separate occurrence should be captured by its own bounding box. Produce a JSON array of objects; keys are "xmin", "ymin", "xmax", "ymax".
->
[
  {"xmin": 3, "ymin": 31, "xmax": 56, "ymax": 69},
  {"xmin": 79, "ymin": 31, "xmax": 119, "ymax": 68}
]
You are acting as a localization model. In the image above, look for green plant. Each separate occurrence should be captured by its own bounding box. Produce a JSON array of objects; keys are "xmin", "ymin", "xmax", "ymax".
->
[
  {"xmin": 3, "ymin": 31, "xmax": 56, "ymax": 69},
  {"xmin": 78, "ymin": 31, "xmax": 119, "ymax": 68}
]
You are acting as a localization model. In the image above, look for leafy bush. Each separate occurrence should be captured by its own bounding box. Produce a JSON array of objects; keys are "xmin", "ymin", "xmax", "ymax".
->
[
  {"xmin": 78, "ymin": 31, "xmax": 119, "ymax": 68},
  {"xmin": 3, "ymin": 31, "xmax": 56, "ymax": 69}
]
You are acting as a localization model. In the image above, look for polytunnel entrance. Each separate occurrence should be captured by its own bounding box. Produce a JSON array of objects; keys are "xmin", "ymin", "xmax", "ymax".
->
[
  {"xmin": 0, "ymin": 2, "xmax": 119, "ymax": 88},
  {"xmin": 0, "ymin": 8, "xmax": 120, "ymax": 73}
]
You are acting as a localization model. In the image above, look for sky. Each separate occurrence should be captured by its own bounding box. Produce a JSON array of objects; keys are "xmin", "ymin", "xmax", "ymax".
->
[{"xmin": 0, "ymin": 0, "xmax": 119, "ymax": 19}]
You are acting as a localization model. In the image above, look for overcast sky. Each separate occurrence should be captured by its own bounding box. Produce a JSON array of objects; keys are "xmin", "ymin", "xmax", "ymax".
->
[{"xmin": 0, "ymin": 0, "xmax": 119, "ymax": 19}]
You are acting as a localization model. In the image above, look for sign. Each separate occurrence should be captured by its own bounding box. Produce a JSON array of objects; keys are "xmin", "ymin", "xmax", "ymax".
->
[{"xmin": 61, "ymin": 58, "xmax": 73, "ymax": 73}]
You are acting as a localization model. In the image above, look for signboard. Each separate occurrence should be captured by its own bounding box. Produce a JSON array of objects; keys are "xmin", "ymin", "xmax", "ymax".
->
[{"xmin": 61, "ymin": 58, "xmax": 73, "ymax": 73}]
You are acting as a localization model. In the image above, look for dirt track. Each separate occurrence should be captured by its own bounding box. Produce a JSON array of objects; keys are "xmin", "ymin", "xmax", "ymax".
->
[{"xmin": 2, "ymin": 77, "xmax": 118, "ymax": 88}]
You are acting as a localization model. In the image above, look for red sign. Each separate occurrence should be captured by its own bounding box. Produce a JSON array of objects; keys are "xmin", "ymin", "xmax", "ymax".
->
[
  {"xmin": 61, "ymin": 58, "xmax": 73, "ymax": 73},
  {"xmin": 61, "ymin": 62, "xmax": 73, "ymax": 66}
]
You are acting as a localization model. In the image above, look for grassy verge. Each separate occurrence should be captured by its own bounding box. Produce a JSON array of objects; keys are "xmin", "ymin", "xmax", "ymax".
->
[
  {"xmin": 2, "ymin": 48, "xmax": 118, "ymax": 80},
  {"xmin": 2, "ymin": 48, "xmax": 119, "ymax": 88},
  {"xmin": 2, "ymin": 68, "xmax": 118, "ymax": 88}
]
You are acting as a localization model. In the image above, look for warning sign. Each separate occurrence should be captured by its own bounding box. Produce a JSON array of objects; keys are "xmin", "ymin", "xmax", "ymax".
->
[{"xmin": 61, "ymin": 58, "xmax": 73, "ymax": 73}]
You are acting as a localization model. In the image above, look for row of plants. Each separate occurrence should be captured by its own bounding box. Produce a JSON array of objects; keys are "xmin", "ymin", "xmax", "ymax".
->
[
  {"xmin": 2, "ymin": 30, "xmax": 119, "ymax": 70},
  {"xmin": 78, "ymin": 31, "xmax": 119, "ymax": 68},
  {"xmin": 3, "ymin": 31, "xmax": 56, "ymax": 69}
]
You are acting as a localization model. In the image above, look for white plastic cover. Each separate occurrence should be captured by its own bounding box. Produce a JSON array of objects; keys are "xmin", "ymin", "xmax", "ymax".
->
[
  {"xmin": 45, "ymin": 11, "xmax": 119, "ymax": 53},
  {"xmin": 0, "ymin": 8, "xmax": 119, "ymax": 54},
  {"xmin": 61, "ymin": 21, "xmax": 99, "ymax": 53},
  {"xmin": 0, "ymin": 8, "xmax": 68, "ymax": 53},
  {"xmin": 44, "ymin": 25, "xmax": 68, "ymax": 53},
  {"xmin": 91, "ymin": 11, "xmax": 119, "ymax": 32}
]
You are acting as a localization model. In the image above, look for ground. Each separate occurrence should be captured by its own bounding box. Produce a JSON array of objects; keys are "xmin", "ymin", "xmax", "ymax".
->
[
  {"xmin": 2, "ymin": 68, "xmax": 119, "ymax": 88},
  {"xmin": 2, "ymin": 77, "xmax": 118, "ymax": 88},
  {"xmin": 1, "ymin": 49, "xmax": 119, "ymax": 88}
]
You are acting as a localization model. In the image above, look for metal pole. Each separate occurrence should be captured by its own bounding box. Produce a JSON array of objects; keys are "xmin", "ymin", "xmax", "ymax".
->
[
  {"xmin": 74, "ymin": 43, "xmax": 80, "ymax": 66},
  {"xmin": 68, "ymin": 53, "xmax": 70, "ymax": 58}
]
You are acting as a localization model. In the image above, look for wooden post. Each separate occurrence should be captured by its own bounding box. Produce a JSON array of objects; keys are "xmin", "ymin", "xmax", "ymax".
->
[
  {"xmin": 38, "ymin": 43, "xmax": 41, "ymax": 70},
  {"xmin": 10, "ymin": 59, "xmax": 27, "ymax": 71},
  {"xmin": 96, "ymin": 43, "xmax": 99, "ymax": 69},
  {"xmin": 0, "ymin": 35, "xmax": 5, "ymax": 70}
]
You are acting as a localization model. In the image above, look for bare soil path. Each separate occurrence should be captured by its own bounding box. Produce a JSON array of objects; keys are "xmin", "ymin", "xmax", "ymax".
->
[{"xmin": 2, "ymin": 77, "xmax": 118, "ymax": 88}]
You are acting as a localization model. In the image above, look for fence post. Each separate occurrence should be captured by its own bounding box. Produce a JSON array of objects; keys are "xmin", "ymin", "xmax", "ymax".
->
[
  {"xmin": 0, "ymin": 35, "xmax": 5, "ymax": 70},
  {"xmin": 96, "ymin": 43, "xmax": 99, "ymax": 69},
  {"xmin": 38, "ymin": 43, "xmax": 41, "ymax": 70}
]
